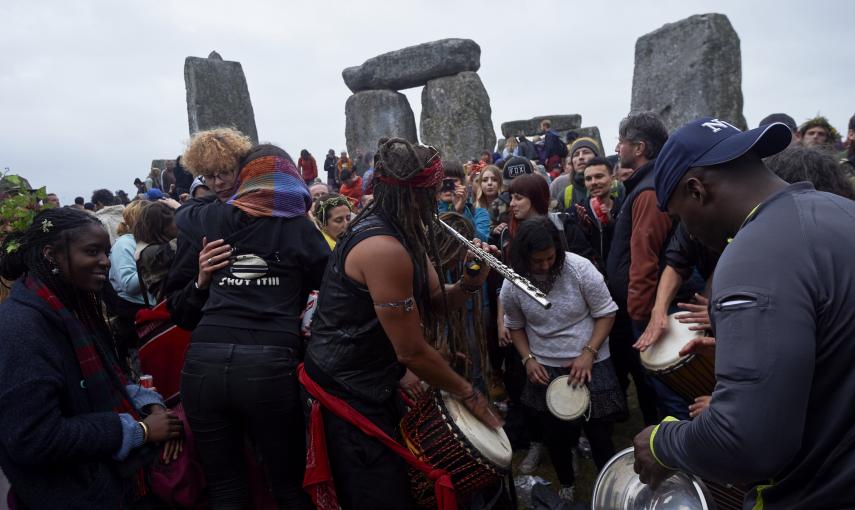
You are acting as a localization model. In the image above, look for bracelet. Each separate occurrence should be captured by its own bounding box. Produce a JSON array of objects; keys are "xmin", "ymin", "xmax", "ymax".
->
[
  {"xmin": 522, "ymin": 353, "xmax": 536, "ymax": 366},
  {"xmin": 458, "ymin": 279, "xmax": 480, "ymax": 294},
  {"xmin": 138, "ymin": 421, "xmax": 150, "ymax": 443},
  {"xmin": 582, "ymin": 345, "xmax": 599, "ymax": 359}
]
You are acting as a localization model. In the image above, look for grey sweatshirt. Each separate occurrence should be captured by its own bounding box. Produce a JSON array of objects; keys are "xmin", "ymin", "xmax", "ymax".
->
[{"xmin": 652, "ymin": 183, "xmax": 855, "ymax": 509}]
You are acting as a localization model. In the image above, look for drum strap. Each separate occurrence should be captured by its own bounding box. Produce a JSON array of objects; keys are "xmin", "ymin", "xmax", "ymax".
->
[{"xmin": 298, "ymin": 364, "xmax": 458, "ymax": 510}]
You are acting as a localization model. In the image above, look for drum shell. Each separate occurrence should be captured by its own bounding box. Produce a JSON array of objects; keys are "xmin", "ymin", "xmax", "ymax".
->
[
  {"xmin": 400, "ymin": 391, "xmax": 507, "ymax": 508},
  {"xmin": 646, "ymin": 349, "xmax": 716, "ymax": 402}
]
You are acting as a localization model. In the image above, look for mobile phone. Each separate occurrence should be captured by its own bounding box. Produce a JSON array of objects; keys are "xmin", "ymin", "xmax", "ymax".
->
[{"xmin": 441, "ymin": 178, "xmax": 456, "ymax": 192}]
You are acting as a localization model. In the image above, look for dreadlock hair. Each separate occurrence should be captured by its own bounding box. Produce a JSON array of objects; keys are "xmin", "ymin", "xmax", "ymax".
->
[
  {"xmin": 509, "ymin": 216, "xmax": 566, "ymax": 281},
  {"xmin": 0, "ymin": 207, "xmax": 113, "ymax": 341},
  {"xmin": 434, "ymin": 212, "xmax": 488, "ymax": 381},
  {"xmin": 350, "ymin": 137, "xmax": 445, "ymax": 346},
  {"xmin": 765, "ymin": 145, "xmax": 855, "ymax": 200}
]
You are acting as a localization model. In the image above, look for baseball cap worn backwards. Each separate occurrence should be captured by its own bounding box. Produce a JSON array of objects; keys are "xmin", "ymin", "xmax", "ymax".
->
[{"xmin": 654, "ymin": 117, "xmax": 792, "ymax": 211}]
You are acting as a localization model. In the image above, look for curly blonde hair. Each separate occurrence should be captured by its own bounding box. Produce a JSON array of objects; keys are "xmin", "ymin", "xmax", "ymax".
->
[
  {"xmin": 117, "ymin": 199, "xmax": 149, "ymax": 236},
  {"xmin": 181, "ymin": 128, "xmax": 253, "ymax": 178}
]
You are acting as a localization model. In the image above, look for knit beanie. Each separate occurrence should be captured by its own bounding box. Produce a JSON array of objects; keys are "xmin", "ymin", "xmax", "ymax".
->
[{"xmin": 569, "ymin": 137, "xmax": 601, "ymax": 158}]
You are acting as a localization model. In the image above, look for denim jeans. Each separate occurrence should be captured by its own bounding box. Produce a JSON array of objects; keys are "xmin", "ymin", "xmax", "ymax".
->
[{"xmin": 181, "ymin": 333, "xmax": 312, "ymax": 509}]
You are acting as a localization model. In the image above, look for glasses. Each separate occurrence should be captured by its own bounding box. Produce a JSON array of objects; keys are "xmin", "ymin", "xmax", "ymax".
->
[{"xmin": 203, "ymin": 169, "xmax": 236, "ymax": 183}]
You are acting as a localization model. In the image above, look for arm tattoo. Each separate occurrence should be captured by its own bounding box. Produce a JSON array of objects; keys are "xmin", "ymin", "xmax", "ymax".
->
[{"xmin": 373, "ymin": 296, "xmax": 416, "ymax": 312}]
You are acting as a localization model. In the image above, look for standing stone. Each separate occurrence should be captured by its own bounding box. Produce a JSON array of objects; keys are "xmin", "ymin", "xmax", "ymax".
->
[
  {"xmin": 501, "ymin": 115, "xmax": 582, "ymax": 138},
  {"xmin": 345, "ymin": 90, "xmax": 418, "ymax": 159},
  {"xmin": 631, "ymin": 13, "xmax": 746, "ymax": 132},
  {"xmin": 184, "ymin": 51, "xmax": 258, "ymax": 143},
  {"xmin": 421, "ymin": 72, "xmax": 495, "ymax": 163},
  {"xmin": 343, "ymin": 39, "xmax": 481, "ymax": 93}
]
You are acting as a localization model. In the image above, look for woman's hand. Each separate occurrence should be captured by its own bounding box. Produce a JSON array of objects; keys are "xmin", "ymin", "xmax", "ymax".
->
[
  {"xmin": 143, "ymin": 410, "xmax": 182, "ymax": 443},
  {"xmin": 498, "ymin": 323, "xmax": 513, "ymax": 347},
  {"xmin": 689, "ymin": 395, "xmax": 712, "ymax": 418},
  {"xmin": 452, "ymin": 183, "xmax": 467, "ymax": 213},
  {"xmin": 492, "ymin": 222, "xmax": 508, "ymax": 237},
  {"xmin": 161, "ymin": 437, "xmax": 184, "ymax": 464},
  {"xmin": 196, "ymin": 237, "xmax": 232, "ymax": 290},
  {"xmin": 525, "ymin": 358, "xmax": 550, "ymax": 385},
  {"xmin": 568, "ymin": 351, "xmax": 594, "ymax": 385}
]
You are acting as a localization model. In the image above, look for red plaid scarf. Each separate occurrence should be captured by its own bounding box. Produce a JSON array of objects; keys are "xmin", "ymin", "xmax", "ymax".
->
[{"xmin": 24, "ymin": 276, "xmax": 139, "ymax": 417}]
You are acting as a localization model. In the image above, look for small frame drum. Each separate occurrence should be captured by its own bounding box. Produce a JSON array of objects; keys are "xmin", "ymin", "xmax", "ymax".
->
[
  {"xmin": 400, "ymin": 390, "xmax": 512, "ymax": 508},
  {"xmin": 546, "ymin": 375, "xmax": 590, "ymax": 421},
  {"xmin": 640, "ymin": 312, "xmax": 715, "ymax": 402}
]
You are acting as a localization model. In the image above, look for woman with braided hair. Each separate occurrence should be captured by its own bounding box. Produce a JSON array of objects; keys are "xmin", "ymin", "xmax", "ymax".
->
[
  {"xmin": 0, "ymin": 207, "xmax": 182, "ymax": 509},
  {"xmin": 303, "ymin": 138, "xmax": 503, "ymax": 509}
]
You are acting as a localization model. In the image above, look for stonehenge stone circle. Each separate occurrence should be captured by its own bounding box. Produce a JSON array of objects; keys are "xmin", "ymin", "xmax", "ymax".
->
[
  {"xmin": 631, "ymin": 13, "xmax": 746, "ymax": 132},
  {"xmin": 342, "ymin": 39, "xmax": 480, "ymax": 93},
  {"xmin": 184, "ymin": 51, "xmax": 259, "ymax": 143}
]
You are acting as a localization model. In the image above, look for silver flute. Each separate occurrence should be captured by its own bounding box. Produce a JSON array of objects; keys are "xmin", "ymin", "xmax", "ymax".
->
[{"xmin": 437, "ymin": 218, "xmax": 552, "ymax": 309}]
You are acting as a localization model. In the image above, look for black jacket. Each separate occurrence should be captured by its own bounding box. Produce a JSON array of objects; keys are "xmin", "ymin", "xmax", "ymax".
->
[{"xmin": 0, "ymin": 283, "xmax": 125, "ymax": 509}]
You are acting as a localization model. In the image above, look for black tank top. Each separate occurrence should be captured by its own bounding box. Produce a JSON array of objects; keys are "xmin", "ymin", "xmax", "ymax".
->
[{"xmin": 305, "ymin": 213, "xmax": 425, "ymax": 403}]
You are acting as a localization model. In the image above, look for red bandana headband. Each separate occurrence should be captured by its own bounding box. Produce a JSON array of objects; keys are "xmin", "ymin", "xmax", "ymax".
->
[{"xmin": 376, "ymin": 157, "xmax": 445, "ymax": 189}]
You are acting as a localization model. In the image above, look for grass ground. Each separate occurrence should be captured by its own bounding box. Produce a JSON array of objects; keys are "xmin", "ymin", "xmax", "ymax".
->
[{"xmin": 509, "ymin": 382, "xmax": 646, "ymax": 508}]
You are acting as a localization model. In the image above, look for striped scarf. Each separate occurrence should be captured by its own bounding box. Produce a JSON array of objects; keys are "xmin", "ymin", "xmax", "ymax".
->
[
  {"xmin": 228, "ymin": 155, "xmax": 312, "ymax": 218},
  {"xmin": 23, "ymin": 276, "xmax": 139, "ymax": 418}
]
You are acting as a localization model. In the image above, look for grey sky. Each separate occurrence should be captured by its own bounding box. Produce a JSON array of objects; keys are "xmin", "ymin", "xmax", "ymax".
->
[{"xmin": 1, "ymin": 0, "xmax": 853, "ymax": 205}]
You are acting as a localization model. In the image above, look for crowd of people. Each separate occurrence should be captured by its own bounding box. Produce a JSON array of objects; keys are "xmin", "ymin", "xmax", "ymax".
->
[{"xmin": 0, "ymin": 109, "xmax": 853, "ymax": 510}]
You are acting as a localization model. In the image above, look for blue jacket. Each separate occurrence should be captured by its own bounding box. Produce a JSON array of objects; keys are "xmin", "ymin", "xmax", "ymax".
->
[
  {"xmin": 108, "ymin": 233, "xmax": 148, "ymax": 304},
  {"xmin": 0, "ymin": 282, "xmax": 160, "ymax": 509},
  {"xmin": 437, "ymin": 201, "xmax": 490, "ymax": 241}
]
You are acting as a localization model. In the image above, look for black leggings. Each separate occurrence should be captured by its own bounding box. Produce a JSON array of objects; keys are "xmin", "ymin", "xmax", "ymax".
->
[
  {"xmin": 539, "ymin": 410, "xmax": 615, "ymax": 487},
  {"xmin": 181, "ymin": 330, "xmax": 312, "ymax": 510}
]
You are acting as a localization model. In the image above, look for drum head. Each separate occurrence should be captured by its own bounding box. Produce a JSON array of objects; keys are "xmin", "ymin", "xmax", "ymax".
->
[
  {"xmin": 545, "ymin": 375, "xmax": 590, "ymax": 421},
  {"xmin": 442, "ymin": 393, "xmax": 512, "ymax": 468},
  {"xmin": 640, "ymin": 312, "xmax": 704, "ymax": 371},
  {"xmin": 592, "ymin": 448, "xmax": 712, "ymax": 509}
]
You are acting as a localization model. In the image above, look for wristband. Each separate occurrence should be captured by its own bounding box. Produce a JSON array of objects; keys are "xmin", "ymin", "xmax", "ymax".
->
[{"xmin": 522, "ymin": 353, "xmax": 536, "ymax": 366}]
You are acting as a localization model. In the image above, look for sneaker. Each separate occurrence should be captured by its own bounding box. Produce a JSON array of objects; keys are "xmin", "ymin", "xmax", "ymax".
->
[
  {"xmin": 519, "ymin": 442, "xmax": 545, "ymax": 474},
  {"xmin": 558, "ymin": 485, "xmax": 575, "ymax": 503},
  {"xmin": 576, "ymin": 436, "xmax": 592, "ymax": 459}
]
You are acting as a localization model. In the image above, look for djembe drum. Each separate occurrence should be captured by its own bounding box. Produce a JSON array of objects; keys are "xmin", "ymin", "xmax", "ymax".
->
[
  {"xmin": 400, "ymin": 390, "xmax": 512, "ymax": 508},
  {"xmin": 640, "ymin": 312, "xmax": 715, "ymax": 401},
  {"xmin": 545, "ymin": 375, "xmax": 590, "ymax": 421}
]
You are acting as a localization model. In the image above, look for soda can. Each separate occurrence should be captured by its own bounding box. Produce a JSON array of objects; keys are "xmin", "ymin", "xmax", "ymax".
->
[{"xmin": 139, "ymin": 374, "xmax": 154, "ymax": 389}]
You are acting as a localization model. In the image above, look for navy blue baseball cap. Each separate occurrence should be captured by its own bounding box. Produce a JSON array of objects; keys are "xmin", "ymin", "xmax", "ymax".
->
[{"xmin": 654, "ymin": 117, "xmax": 792, "ymax": 211}]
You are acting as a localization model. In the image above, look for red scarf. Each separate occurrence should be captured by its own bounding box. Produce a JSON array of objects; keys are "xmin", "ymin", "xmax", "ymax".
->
[
  {"xmin": 375, "ymin": 158, "xmax": 444, "ymax": 189},
  {"xmin": 298, "ymin": 364, "xmax": 457, "ymax": 510}
]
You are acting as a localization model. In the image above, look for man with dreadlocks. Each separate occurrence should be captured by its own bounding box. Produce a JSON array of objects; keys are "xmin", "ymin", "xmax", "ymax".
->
[
  {"xmin": 301, "ymin": 138, "xmax": 503, "ymax": 509},
  {"xmin": 0, "ymin": 207, "xmax": 183, "ymax": 509}
]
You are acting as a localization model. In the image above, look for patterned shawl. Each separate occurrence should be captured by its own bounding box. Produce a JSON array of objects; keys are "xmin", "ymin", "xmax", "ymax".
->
[{"xmin": 228, "ymin": 155, "xmax": 312, "ymax": 218}]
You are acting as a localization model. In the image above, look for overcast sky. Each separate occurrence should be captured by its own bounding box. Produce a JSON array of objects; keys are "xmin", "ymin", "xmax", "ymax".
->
[{"xmin": 2, "ymin": 0, "xmax": 853, "ymax": 205}]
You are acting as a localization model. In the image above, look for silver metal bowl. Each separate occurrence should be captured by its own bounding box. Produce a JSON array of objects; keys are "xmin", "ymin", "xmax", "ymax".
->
[{"xmin": 591, "ymin": 448, "xmax": 712, "ymax": 510}]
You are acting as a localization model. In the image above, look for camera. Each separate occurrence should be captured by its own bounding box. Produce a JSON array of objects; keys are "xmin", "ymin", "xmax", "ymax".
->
[{"xmin": 441, "ymin": 178, "xmax": 456, "ymax": 192}]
